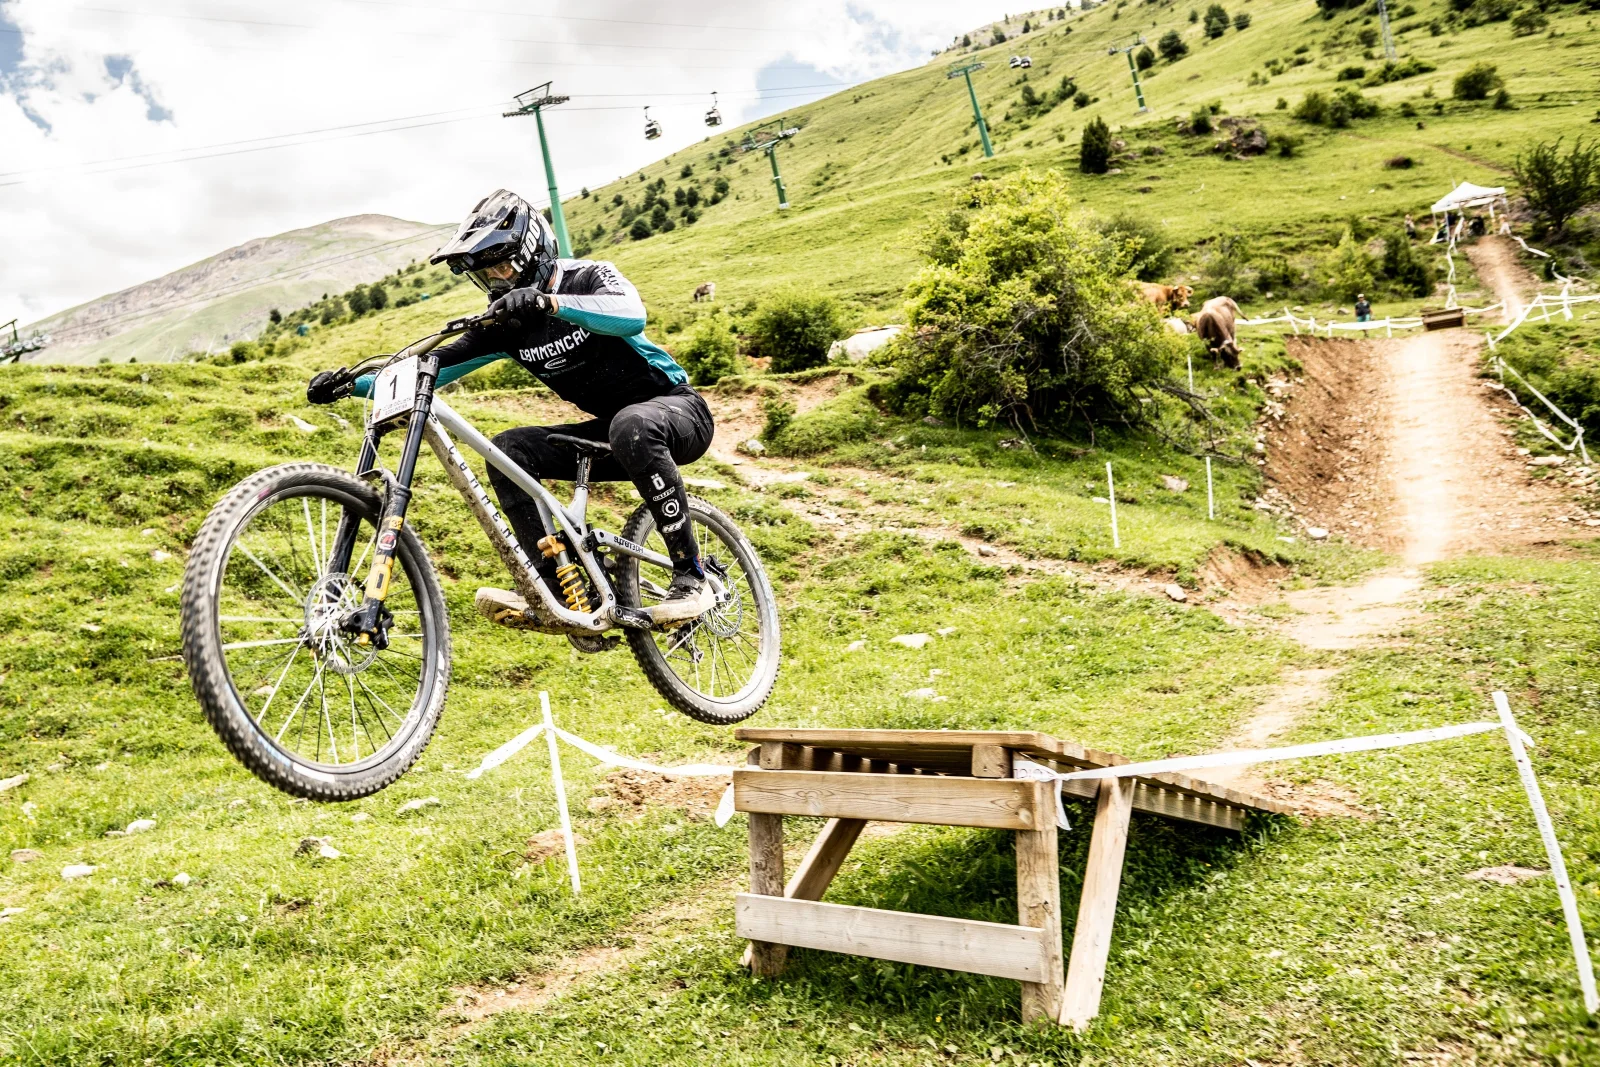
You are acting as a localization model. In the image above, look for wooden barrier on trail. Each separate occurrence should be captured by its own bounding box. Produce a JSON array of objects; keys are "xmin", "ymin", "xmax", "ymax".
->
[{"xmin": 731, "ymin": 728, "xmax": 1291, "ymax": 1029}]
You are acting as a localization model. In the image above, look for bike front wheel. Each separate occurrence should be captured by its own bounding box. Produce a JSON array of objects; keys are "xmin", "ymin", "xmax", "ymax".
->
[
  {"xmin": 616, "ymin": 496, "xmax": 780, "ymax": 725},
  {"xmin": 180, "ymin": 463, "xmax": 450, "ymax": 800}
]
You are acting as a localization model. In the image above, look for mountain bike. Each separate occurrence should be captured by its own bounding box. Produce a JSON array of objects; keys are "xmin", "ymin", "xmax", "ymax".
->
[{"xmin": 180, "ymin": 310, "xmax": 780, "ymax": 800}]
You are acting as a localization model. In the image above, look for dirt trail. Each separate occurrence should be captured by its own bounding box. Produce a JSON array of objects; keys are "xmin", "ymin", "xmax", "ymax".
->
[
  {"xmin": 1212, "ymin": 269, "xmax": 1587, "ymax": 800},
  {"xmin": 1465, "ymin": 234, "xmax": 1540, "ymax": 323}
]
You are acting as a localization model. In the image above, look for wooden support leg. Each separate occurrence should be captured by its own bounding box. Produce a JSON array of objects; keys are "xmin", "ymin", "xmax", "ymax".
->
[
  {"xmin": 740, "ymin": 817, "xmax": 867, "ymax": 968},
  {"xmin": 1059, "ymin": 777, "xmax": 1135, "ymax": 1031},
  {"xmin": 747, "ymin": 812, "xmax": 788, "ymax": 976},
  {"xmin": 1015, "ymin": 818, "xmax": 1063, "ymax": 1025}
]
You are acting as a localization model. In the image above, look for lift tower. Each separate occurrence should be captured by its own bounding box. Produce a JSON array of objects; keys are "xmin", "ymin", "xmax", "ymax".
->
[
  {"xmin": 741, "ymin": 118, "xmax": 801, "ymax": 210},
  {"xmin": 1107, "ymin": 35, "xmax": 1150, "ymax": 113},
  {"xmin": 946, "ymin": 62, "xmax": 994, "ymax": 158},
  {"xmin": 504, "ymin": 82, "xmax": 574, "ymax": 257}
]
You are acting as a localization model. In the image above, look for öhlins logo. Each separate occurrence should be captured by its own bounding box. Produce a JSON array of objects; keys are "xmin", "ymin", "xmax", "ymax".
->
[{"xmin": 519, "ymin": 327, "xmax": 590, "ymax": 367}]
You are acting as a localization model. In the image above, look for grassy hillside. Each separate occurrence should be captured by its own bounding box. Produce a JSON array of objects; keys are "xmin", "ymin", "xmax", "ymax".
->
[
  {"xmin": 3, "ymin": 0, "xmax": 1600, "ymax": 1062},
  {"xmin": 23, "ymin": 215, "xmax": 446, "ymax": 366}
]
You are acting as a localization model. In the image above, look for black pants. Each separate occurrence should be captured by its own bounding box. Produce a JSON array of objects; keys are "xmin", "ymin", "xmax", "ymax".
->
[{"xmin": 487, "ymin": 385, "xmax": 715, "ymax": 575}]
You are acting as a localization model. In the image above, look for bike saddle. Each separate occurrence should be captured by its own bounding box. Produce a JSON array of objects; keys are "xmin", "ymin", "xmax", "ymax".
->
[{"xmin": 546, "ymin": 433, "xmax": 612, "ymax": 455}]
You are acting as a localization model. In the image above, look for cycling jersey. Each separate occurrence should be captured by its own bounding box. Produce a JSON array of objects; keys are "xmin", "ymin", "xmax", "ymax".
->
[{"xmin": 357, "ymin": 259, "xmax": 687, "ymax": 420}]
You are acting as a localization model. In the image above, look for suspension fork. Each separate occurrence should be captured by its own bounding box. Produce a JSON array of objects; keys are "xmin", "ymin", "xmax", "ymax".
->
[{"xmin": 342, "ymin": 354, "xmax": 441, "ymax": 647}]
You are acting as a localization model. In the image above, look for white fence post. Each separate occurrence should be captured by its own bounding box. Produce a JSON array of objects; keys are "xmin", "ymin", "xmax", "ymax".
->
[
  {"xmin": 1106, "ymin": 462, "xmax": 1120, "ymax": 550},
  {"xmin": 1205, "ymin": 456, "xmax": 1215, "ymax": 520},
  {"xmin": 541, "ymin": 691, "xmax": 582, "ymax": 896},
  {"xmin": 1493, "ymin": 691, "xmax": 1599, "ymax": 1015}
]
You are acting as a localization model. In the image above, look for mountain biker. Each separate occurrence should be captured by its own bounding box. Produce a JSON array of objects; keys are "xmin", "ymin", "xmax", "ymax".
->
[{"xmin": 306, "ymin": 189, "xmax": 715, "ymax": 624}]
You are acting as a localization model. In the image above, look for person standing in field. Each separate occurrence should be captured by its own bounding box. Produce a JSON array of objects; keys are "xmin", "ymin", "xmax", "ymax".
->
[{"xmin": 1354, "ymin": 294, "xmax": 1372, "ymax": 322}]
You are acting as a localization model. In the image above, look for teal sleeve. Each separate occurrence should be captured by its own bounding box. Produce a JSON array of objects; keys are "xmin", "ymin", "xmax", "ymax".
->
[
  {"xmin": 353, "ymin": 372, "xmax": 375, "ymax": 399},
  {"xmin": 554, "ymin": 302, "xmax": 645, "ymax": 337}
]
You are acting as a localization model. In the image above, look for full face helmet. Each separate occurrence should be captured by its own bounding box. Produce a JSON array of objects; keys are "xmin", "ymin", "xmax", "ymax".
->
[{"xmin": 429, "ymin": 189, "xmax": 559, "ymax": 297}]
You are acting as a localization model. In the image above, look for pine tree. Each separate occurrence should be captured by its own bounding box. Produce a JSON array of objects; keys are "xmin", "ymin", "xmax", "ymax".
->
[
  {"xmin": 1080, "ymin": 116, "xmax": 1112, "ymax": 174},
  {"xmin": 1159, "ymin": 29, "xmax": 1189, "ymax": 61},
  {"xmin": 1204, "ymin": 3, "xmax": 1230, "ymax": 37}
]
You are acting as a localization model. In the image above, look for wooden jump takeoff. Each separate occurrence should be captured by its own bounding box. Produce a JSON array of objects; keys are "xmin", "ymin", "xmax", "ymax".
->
[{"xmin": 732, "ymin": 728, "xmax": 1290, "ymax": 1029}]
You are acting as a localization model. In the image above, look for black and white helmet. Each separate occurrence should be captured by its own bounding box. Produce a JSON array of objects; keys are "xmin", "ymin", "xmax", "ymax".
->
[{"xmin": 429, "ymin": 189, "xmax": 559, "ymax": 296}]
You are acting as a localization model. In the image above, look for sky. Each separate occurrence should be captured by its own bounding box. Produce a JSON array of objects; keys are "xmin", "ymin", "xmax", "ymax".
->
[{"xmin": 0, "ymin": 0, "xmax": 1016, "ymax": 326}]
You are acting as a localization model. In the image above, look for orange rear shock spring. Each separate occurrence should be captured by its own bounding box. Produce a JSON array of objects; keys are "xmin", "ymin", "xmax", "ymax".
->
[{"xmin": 555, "ymin": 562, "xmax": 591, "ymax": 613}]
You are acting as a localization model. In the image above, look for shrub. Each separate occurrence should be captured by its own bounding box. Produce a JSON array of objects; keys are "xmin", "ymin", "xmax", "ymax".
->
[
  {"xmin": 1093, "ymin": 212, "xmax": 1175, "ymax": 281},
  {"xmin": 368, "ymin": 284, "xmax": 388, "ymax": 312},
  {"xmin": 676, "ymin": 314, "xmax": 741, "ymax": 386},
  {"xmin": 1385, "ymin": 155, "xmax": 1416, "ymax": 168},
  {"xmin": 346, "ymin": 285, "xmax": 372, "ymax": 316},
  {"xmin": 1453, "ymin": 62, "xmax": 1503, "ymax": 101},
  {"xmin": 887, "ymin": 169, "xmax": 1183, "ymax": 432},
  {"xmin": 268, "ymin": 308, "xmax": 282, "ymax": 325},
  {"xmin": 1357, "ymin": 26, "xmax": 1380, "ymax": 47},
  {"xmin": 761, "ymin": 397, "xmax": 794, "ymax": 441},
  {"xmin": 1204, "ymin": 3, "xmax": 1230, "ymax": 36},
  {"xmin": 1364, "ymin": 57, "xmax": 1436, "ymax": 85},
  {"xmin": 1493, "ymin": 87, "xmax": 1514, "ymax": 109},
  {"xmin": 1323, "ymin": 226, "xmax": 1377, "ymax": 300},
  {"xmin": 1293, "ymin": 87, "xmax": 1378, "ymax": 127},
  {"xmin": 1080, "ymin": 116, "xmax": 1112, "ymax": 174},
  {"xmin": 1276, "ymin": 131, "xmax": 1303, "ymax": 156},
  {"xmin": 1337, "ymin": 65, "xmax": 1367, "ymax": 81},
  {"xmin": 1197, "ymin": 232, "xmax": 1253, "ymax": 300},
  {"xmin": 1136, "ymin": 44, "xmax": 1156, "ymax": 69},
  {"xmin": 1233, "ymin": 11, "xmax": 1252, "ymax": 29},
  {"xmin": 744, "ymin": 290, "xmax": 847, "ymax": 373},
  {"xmin": 629, "ymin": 217, "xmax": 653, "ymax": 240},
  {"xmin": 1511, "ymin": 6, "xmax": 1548, "ymax": 35},
  {"xmin": 1381, "ymin": 229, "xmax": 1436, "ymax": 296},
  {"xmin": 1158, "ymin": 29, "xmax": 1189, "ymax": 61},
  {"xmin": 1512, "ymin": 136, "xmax": 1600, "ymax": 233},
  {"xmin": 765, "ymin": 386, "xmax": 883, "ymax": 456},
  {"xmin": 1189, "ymin": 108, "xmax": 1213, "ymax": 134},
  {"xmin": 1073, "ymin": 90, "xmax": 1092, "ymax": 109}
]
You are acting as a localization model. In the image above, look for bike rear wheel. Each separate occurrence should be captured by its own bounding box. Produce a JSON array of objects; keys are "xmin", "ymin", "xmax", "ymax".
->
[
  {"xmin": 616, "ymin": 496, "xmax": 780, "ymax": 725},
  {"xmin": 180, "ymin": 463, "xmax": 450, "ymax": 800}
]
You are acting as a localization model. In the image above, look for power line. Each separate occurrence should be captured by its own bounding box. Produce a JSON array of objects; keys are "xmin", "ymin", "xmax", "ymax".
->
[{"xmin": 0, "ymin": 87, "xmax": 847, "ymax": 187}]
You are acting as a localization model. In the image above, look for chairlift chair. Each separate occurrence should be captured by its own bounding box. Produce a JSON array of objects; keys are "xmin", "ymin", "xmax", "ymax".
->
[
  {"xmin": 1017, "ymin": 55, "xmax": 1033, "ymax": 67},
  {"xmin": 704, "ymin": 91, "xmax": 722, "ymax": 128},
  {"xmin": 643, "ymin": 106, "xmax": 662, "ymax": 141}
]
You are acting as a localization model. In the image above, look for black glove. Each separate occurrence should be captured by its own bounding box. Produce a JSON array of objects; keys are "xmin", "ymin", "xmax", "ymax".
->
[
  {"xmin": 488, "ymin": 287, "xmax": 553, "ymax": 327},
  {"xmin": 307, "ymin": 368, "xmax": 352, "ymax": 405}
]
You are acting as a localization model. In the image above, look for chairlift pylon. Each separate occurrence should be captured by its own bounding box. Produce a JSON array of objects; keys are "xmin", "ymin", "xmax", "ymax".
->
[
  {"xmin": 704, "ymin": 91, "xmax": 722, "ymax": 128},
  {"xmin": 643, "ymin": 106, "xmax": 662, "ymax": 141}
]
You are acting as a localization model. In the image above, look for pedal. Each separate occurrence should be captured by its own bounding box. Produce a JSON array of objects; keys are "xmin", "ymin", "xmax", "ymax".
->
[
  {"xmin": 475, "ymin": 587, "xmax": 539, "ymax": 630},
  {"xmin": 609, "ymin": 604, "xmax": 655, "ymax": 631}
]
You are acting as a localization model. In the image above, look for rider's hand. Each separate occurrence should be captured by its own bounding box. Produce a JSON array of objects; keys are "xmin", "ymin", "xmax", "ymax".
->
[
  {"xmin": 307, "ymin": 368, "xmax": 352, "ymax": 405},
  {"xmin": 489, "ymin": 287, "xmax": 553, "ymax": 327}
]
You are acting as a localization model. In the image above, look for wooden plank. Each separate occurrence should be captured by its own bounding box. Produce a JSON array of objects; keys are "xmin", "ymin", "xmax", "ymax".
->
[
  {"xmin": 747, "ymin": 812, "xmax": 787, "ymax": 977},
  {"xmin": 1059, "ymin": 778, "xmax": 1135, "ymax": 1031},
  {"xmin": 971, "ymin": 744, "xmax": 1013, "ymax": 779},
  {"xmin": 1016, "ymin": 820, "xmax": 1064, "ymax": 1025},
  {"xmin": 739, "ymin": 817, "xmax": 867, "ymax": 969},
  {"xmin": 735, "ymin": 894, "xmax": 1052, "ymax": 983},
  {"xmin": 760, "ymin": 741, "xmax": 803, "ymax": 770},
  {"xmin": 735, "ymin": 769, "xmax": 1048, "ymax": 830}
]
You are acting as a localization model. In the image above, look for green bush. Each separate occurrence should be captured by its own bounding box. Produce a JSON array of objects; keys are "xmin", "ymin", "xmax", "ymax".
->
[
  {"xmin": 765, "ymin": 385, "xmax": 883, "ymax": 456},
  {"xmin": 744, "ymin": 290, "xmax": 847, "ymax": 373},
  {"xmin": 1293, "ymin": 86, "xmax": 1379, "ymax": 127},
  {"xmin": 1080, "ymin": 115, "xmax": 1112, "ymax": 174},
  {"xmin": 629, "ymin": 217, "xmax": 653, "ymax": 240},
  {"xmin": 1204, "ymin": 2, "xmax": 1230, "ymax": 36},
  {"xmin": 1323, "ymin": 226, "xmax": 1377, "ymax": 300},
  {"xmin": 1093, "ymin": 212, "xmax": 1175, "ymax": 282},
  {"xmin": 675, "ymin": 314, "xmax": 741, "ymax": 386},
  {"xmin": 761, "ymin": 396, "xmax": 795, "ymax": 440},
  {"xmin": 1189, "ymin": 108, "xmax": 1213, "ymax": 134},
  {"xmin": 1512, "ymin": 136, "xmax": 1600, "ymax": 233},
  {"xmin": 1337, "ymin": 65, "xmax": 1367, "ymax": 81},
  {"xmin": 1136, "ymin": 44, "xmax": 1156, "ymax": 69},
  {"xmin": 1233, "ymin": 11, "xmax": 1252, "ymax": 29},
  {"xmin": 886, "ymin": 169, "xmax": 1184, "ymax": 431},
  {"xmin": 1453, "ymin": 62, "xmax": 1504, "ymax": 101},
  {"xmin": 1380, "ymin": 229, "xmax": 1436, "ymax": 296},
  {"xmin": 1158, "ymin": 28, "xmax": 1189, "ymax": 61}
]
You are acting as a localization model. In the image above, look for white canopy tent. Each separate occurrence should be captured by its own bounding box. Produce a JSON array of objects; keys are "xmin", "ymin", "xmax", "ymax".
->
[{"xmin": 1430, "ymin": 181, "xmax": 1511, "ymax": 242}]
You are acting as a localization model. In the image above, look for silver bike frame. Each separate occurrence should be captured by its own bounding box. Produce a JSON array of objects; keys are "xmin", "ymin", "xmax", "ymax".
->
[{"xmin": 421, "ymin": 397, "xmax": 673, "ymax": 634}]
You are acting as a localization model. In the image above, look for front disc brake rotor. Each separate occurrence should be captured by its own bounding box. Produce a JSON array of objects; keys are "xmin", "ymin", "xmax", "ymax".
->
[{"xmin": 305, "ymin": 572, "xmax": 377, "ymax": 675}]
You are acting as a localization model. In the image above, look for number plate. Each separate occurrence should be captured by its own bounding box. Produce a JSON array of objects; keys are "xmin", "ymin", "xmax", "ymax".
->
[{"xmin": 368, "ymin": 356, "xmax": 418, "ymax": 425}]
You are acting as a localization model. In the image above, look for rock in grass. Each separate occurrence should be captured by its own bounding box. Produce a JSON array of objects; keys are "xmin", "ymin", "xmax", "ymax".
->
[
  {"xmin": 0, "ymin": 906, "xmax": 24, "ymax": 919},
  {"xmin": 172, "ymin": 872, "xmax": 193, "ymax": 887},
  {"xmin": 10, "ymin": 849, "xmax": 42, "ymax": 863},
  {"xmin": 295, "ymin": 836, "xmax": 331, "ymax": 856},
  {"xmin": 1163, "ymin": 584, "xmax": 1188, "ymax": 603},
  {"xmin": 0, "ymin": 773, "xmax": 27, "ymax": 793},
  {"xmin": 976, "ymin": 544, "xmax": 999, "ymax": 557},
  {"xmin": 903, "ymin": 687, "xmax": 945, "ymax": 701},
  {"xmin": 61, "ymin": 864, "xmax": 97, "ymax": 879},
  {"xmin": 318, "ymin": 844, "xmax": 342, "ymax": 860},
  {"xmin": 150, "ymin": 550, "xmax": 173, "ymax": 563},
  {"xmin": 1307, "ymin": 527, "xmax": 1330, "ymax": 540},
  {"xmin": 124, "ymin": 818, "xmax": 157, "ymax": 834},
  {"xmin": 845, "ymin": 640, "xmax": 867, "ymax": 652},
  {"xmin": 890, "ymin": 633, "xmax": 932, "ymax": 649},
  {"xmin": 737, "ymin": 438, "xmax": 766, "ymax": 457},
  {"xmin": 227, "ymin": 798, "xmax": 248, "ymax": 809},
  {"xmin": 683, "ymin": 477, "xmax": 726, "ymax": 490},
  {"xmin": 288, "ymin": 415, "xmax": 319, "ymax": 434},
  {"xmin": 350, "ymin": 812, "xmax": 371, "ymax": 823},
  {"xmin": 397, "ymin": 796, "xmax": 441, "ymax": 815},
  {"xmin": 1465, "ymin": 865, "xmax": 1545, "ymax": 885},
  {"xmin": 1161, "ymin": 475, "xmax": 1190, "ymax": 492},
  {"xmin": 936, "ymin": 627, "xmax": 957, "ymax": 636},
  {"xmin": 1530, "ymin": 455, "xmax": 1566, "ymax": 467}
]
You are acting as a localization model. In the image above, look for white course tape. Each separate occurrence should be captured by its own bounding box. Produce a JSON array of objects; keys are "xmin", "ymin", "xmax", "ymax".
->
[
  {"xmin": 1050, "ymin": 720, "xmax": 1508, "ymax": 783},
  {"xmin": 542, "ymin": 692, "xmax": 582, "ymax": 895},
  {"xmin": 464, "ymin": 722, "xmax": 544, "ymax": 780}
]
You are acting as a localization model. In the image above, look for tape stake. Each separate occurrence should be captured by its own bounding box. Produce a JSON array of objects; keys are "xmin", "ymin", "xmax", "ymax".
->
[
  {"xmin": 1205, "ymin": 456, "xmax": 1215, "ymax": 521},
  {"xmin": 541, "ymin": 692, "xmax": 582, "ymax": 896},
  {"xmin": 1106, "ymin": 461, "xmax": 1120, "ymax": 550},
  {"xmin": 1493, "ymin": 691, "xmax": 1599, "ymax": 1015}
]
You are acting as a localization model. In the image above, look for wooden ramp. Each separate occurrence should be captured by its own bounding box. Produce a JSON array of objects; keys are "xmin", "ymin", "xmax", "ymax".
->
[{"xmin": 732, "ymin": 728, "xmax": 1290, "ymax": 1030}]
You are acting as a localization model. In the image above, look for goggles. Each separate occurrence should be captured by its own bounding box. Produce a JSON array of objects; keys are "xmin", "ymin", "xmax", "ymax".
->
[{"xmin": 461, "ymin": 258, "xmax": 522, "ymax": 297}]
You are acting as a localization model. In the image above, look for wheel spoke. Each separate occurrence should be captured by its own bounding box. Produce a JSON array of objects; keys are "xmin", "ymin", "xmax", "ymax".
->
[
  {"xmin": 221, "ymin": 637, "xmax": 306, "ymax": 651},
  {"xmin": 235, "ymin": 542, "xmax": 304, "ymax": 603}
]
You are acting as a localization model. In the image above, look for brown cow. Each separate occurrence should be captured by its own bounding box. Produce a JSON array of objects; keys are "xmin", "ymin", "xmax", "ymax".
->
[
  {"xmin": 692, "ymin": 281, "xmax": 716, "ymax": 302},
  {"xmin": 1193, "ymin": 296, "xmax": 1240, "ymax": 368},
  {"xmin": 1135, "ymin": 282, "xmax": 1194, "ymax": 311}
]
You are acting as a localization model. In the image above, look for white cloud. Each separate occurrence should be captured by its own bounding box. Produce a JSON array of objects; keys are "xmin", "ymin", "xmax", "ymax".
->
[{"xmin": 0, "ymin": 0, "xmax": 1011, "ymax": 324}]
